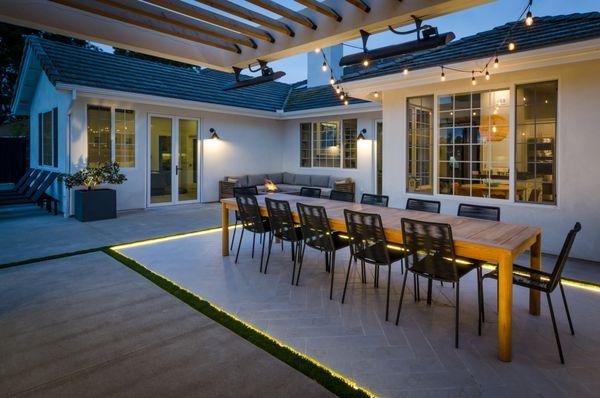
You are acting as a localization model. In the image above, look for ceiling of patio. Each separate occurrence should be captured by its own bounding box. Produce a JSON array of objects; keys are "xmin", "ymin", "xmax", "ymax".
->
[{"xmin": 0, "ymin": 0, "xmax": 492, "ymax": 71}]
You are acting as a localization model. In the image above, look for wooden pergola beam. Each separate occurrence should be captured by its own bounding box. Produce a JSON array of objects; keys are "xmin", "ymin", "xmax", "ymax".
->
[
  {"xmin": 246, "ymin": 0, "xmax": 316, "ymax": 30},
  {"xmin": 346, "ymin": 0, "xmax": 371, "ymax": 13},
  {"xmin": 95, "ymin": 0, "xmax": 256, "ymax": 48},
  {"xmin": 50, "ymin": 0, "xmax": 241, "ymax": 53},
  {"xmin": 144, "ymin": 0, "xmax": 274, "ymax": 42},
  {"xmin": 193, "ymin": 0, "xmax": 294, "ymax": 37},
  {"xmin": 295, "ymin": 0, "xmax": 342, "ymax": 22}
]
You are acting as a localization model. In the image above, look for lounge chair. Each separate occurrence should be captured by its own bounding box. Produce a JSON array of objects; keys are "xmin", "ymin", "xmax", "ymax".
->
[
  {"xmin": 0, "ymin": 168, "xmax": 40, "ymax": 196},
  {"xmin": 0, "ymin": 170, "xmax": 50, "ymax": 201},
  {"xmin": 0, "ymin": 172, "xmax": 59, "ymax": 208}
]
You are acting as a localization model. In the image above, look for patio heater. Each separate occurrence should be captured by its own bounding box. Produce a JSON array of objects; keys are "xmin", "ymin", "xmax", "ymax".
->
[{"xmin": 224, "ymin": 60, "xmax": 285, "ymax": 91}]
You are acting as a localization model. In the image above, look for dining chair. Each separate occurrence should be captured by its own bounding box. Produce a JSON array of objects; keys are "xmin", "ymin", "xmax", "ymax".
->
[
  {"xmin": 457, "ymin": 203, "xmax": 500, "ymax": 221},
  {"xmin": 264, "ymin": 198, "xmax": 303, "ymax": 283},
  {"xmin": 342, "ymin": 209, "xmax": 405, "ymax": 321},
  {"xmin": 296, "ymin": 202, "xmax": 349, "ymax": 299},
  {"xmin": 395, "ymin": 218, "xmax": 483, "ymax": 348},
  {"xmin": 299, "ymin": 187, "xmax": 322, "ymax": 198},
  {"xmin": 329, "ymin": 189, "xmax": 354, "ymax": 203},
  {"xmin": 234, "ymin": 194, "xmax": 271, "ymax": 272},
  {"xmin": 360, "ymin": 193, "xmax": 389, "ymax": 207},
  {"xmin": 406, "ymin": 198, "xmax": 441, "ymax": 213},
  {"xmin": 230, "ymin": 186, "xmax": 259, "ymax": 251},
  {"xmin": 482, "ymin": 222, "xmax": 581, "ymax": 363}
]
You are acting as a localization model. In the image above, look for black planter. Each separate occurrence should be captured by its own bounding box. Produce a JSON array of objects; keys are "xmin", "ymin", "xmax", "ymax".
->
[{"xmin": 74, "ymin": 188, "xmax": 117, "ymax": 222}]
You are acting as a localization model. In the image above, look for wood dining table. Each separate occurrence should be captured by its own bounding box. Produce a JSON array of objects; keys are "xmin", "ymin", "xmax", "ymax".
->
[{"xmin": 220, "ymin": 193, "xmax": 542, "ymax": 362}]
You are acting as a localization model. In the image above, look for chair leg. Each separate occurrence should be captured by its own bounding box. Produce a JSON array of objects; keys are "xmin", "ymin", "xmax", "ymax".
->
[
  {"xmin": 235, "ymin": 228, "xmax": 245, "ymax": 264},
  {"xmin": 477, "ymin": 267, "xmax": 485, "ymax": 323},
  {"xmin": 375, "ymin": 265, "xmax": 379, "ymax": 288},
  {"xmin": 455, "ymin": 281, "xmax": 460, "ymax": 348},
  {"xmin": 413, "ymin": 274, "xmax": 418, "ymax": 302},
  {"xmin": 230, "ymin": 219, "xmax": 238, "ymax": 251},
  {"xmin": 264, "ymin": 232, "xmax": 273, "ymax": 274},
  {"xmin": 259, "ymin": 232, "xmax": 266, "ymax": 273},
  {"xmin": 427, "ymin": 278, "xmax": 433, "ymax": 306},
  {"xmin": 295, "ymin": 243, "xmax": 306, "ymax": 286},
  {"xmin": 341, "ymin": 252, "xmax": 353, "ymax": 304},
  {"xmin": 291, "ymin": 242, "xmax": 295, "ymax": 261},
  {"xmin": 290, "ymin": 241, "xmax": 299, "ymax": 285},
  {"xmin": 547, "ymin": 292, "xmax": 565, "ymax": 364},
  {"xmin": 325, "ymin": 252, "xmax": 330, "ymax": 273},
  {"xmin": 329, "ymin": 251, "xmax": 336, "ymax": 300},
  {"xmin": 361, "ymin": 260, "xmax": 366, "ymax": 284},
  {"xmin": 385, "ymin": 263, "xmax": 392, "ymax": 321},
  {"xmin": 559, "ymin": 282, "xmax": 575, "ymax": 335},
  {"xmin": 251, "ymin": 232, "xmax": 256, "ymax": 258},
  {"xmin": 395, "ymin": 270, "xmax": 409, "ymax": 325}
]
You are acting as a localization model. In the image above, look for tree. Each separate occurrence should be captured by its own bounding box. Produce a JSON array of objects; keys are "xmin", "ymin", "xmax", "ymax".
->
[
  {"xmin": 112, "ymin": 47, "xmax": 198, "ymax": 70},
  {"xmin": 0, "ymin": 22, "xmax": 97, "ymax": 124}
]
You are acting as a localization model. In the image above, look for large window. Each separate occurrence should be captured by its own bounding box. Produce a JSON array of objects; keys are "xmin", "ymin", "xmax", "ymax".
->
[
  {"xmin": 438, "ymin": 89, "xmax": 510, "ymax": 199},
  {"xmin": 407, "ymin": 96, "xmax": 434, "ymax": 194},
  {"xmin": 115, "ymin": 109, "xmax": 135, "ymax": 167},
  {"xmin": 515, "ymin": 81, "xmax": 557, "ymax": 204},
  {"xmin": 299, "ymin": 119, "xmax": 357, "ymax": 169},
  {"xmin": 41, "ymin": 111, "xmax": 53, "ymax": 166},
  {"xmin": 87, "ymin": 105, "xmax": 135, "ymax": 167}
]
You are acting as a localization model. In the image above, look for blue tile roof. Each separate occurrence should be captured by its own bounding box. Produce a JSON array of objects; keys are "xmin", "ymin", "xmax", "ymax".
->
[{"xmin": 342, "ymin": 12, "xmax": 600, "ymax": 82}]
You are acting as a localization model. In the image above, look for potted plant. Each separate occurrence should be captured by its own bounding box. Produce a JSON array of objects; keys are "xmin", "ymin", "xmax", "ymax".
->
[{"xmin": 61, "ymin": 162, "xmax": 127, "ymax": 222}]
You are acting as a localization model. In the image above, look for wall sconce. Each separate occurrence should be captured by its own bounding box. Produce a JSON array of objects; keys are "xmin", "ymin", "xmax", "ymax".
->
[
  {"xmin": 209, "ymin": 128, "xmax": 220, "ymax": 140},
  {"xmin": 357, "ymin": 128, "xmax": 367, "ymax": 140}
]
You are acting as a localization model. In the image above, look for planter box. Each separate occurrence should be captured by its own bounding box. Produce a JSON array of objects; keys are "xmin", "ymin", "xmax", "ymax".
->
[{"xmin": 74, "ymin": 188, "xmax": 117, "ymax": 222}]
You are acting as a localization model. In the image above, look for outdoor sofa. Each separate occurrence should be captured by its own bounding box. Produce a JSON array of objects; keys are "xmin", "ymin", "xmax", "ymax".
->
[{"xmin": 219, "ymin": 172, "xmax": 354, "ymax": 199}]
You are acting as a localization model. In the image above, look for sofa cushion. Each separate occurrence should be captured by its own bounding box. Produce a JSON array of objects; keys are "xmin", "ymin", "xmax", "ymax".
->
[
  {"xmin": 227, "ymin": 175, "xmax": 248, "ymax": 187},
  {"xmin": 267, "ymin": 173, "xmax": 283, "ymax": 184},
  {"xmin": 247, "ymin": 174, "xmax": 267, "ymax": 187},
  {"xmin": 294, "ymin": 174, "xmax": 311, "ymax": 186},
  {"xmin": 329, "ymin": 177, "xmax": 350, "ymax": 188},
  {"xmin": 310, "ymin": 175, "xmax": 330, "ymax": 188},
  {"xmin": 278, "ymin": 184, "xmax": 303, "ymax": 193},
  {"xmin": 283, "ymin": 172, "xmax": 295, "ymax": 184}
]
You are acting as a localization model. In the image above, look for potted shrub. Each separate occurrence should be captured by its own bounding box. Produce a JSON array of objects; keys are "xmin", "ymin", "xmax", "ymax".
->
[{"xmin": 61, "ymin": 162, "xmax": 127, "ymax": 222}]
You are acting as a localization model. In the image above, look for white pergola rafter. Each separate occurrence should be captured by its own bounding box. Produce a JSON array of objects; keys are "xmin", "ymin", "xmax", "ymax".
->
[{"xmin": 0, "ymin": 0, "xmax": 494, "ymax": 71}]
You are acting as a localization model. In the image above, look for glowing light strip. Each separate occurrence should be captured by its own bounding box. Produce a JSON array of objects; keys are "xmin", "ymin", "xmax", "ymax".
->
[{"xmin": 109, "ymin": 247, "xmax": 376, "ymax": 397}]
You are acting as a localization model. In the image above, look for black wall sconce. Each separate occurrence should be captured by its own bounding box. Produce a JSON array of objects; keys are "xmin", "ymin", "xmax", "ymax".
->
[
  {"xmin": 209, "ymin": 128, "xmax": 220, "ymax": 140},
  {"xmin": 357, "ymin": 128, "xmax": 367, "ymax": 140}
]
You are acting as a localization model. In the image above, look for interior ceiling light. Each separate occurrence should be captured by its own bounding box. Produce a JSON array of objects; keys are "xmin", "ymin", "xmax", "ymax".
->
[
  {"xmin": 224, "ymin": 60, "xmax": 285, "ymax": 91},
  {"xmin": 339, "ymin": 16, "xmax": 455, "ymax": 67}
]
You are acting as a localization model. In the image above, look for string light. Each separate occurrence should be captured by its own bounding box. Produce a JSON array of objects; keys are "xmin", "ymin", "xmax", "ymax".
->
[
  {"xmin": 373, "ymin": 92, "xmax": 379, "ymax": 98},
  {"xmin": 403, "ymin": 68, "xmax": 408, "ymax": 75},
  {"xmin": 440, "ymin": 67, "xmax": 446, "ymax": 81},
  {"xmin": 335, "ymin": 86, "xmax": 341, "ymax": 94},
  {"xmin": 344, "ymin": 99, "xmax": 349, "ymax": 106},
  {"xmin": 471, "ymin": 71, "xmax": 476, "ymax": 85},
  {"xmin": 508, "ymin": 42, "xmax": 516, "ymax": 51},
  {"xmin": 329, "ymin": 76, "xmax": 335, "ymax": 85},
  {"xmin": 494, "ymin": 57, "xmax": 499, "ymax": 68},
  {"xmin": 362, "ymin": 59, "xmax": 369, "ymax": 67},
  {"xmin": 321, "ymin": 61, "xmax": 327, "ymax": 72},
  {"xmin": 485, "ymin": 70, "xmax": 490, "ymax": 80},
  {"xmin": 525, "ymin": 10, "xmax": 533, "ymax": 26},
  {"xmin": 339, "ymin": 92, "xmax": 345, "ymax": 100},
  {"xmin": 314, "ymin": 48, "xmax": 321, "ymax": 53}
]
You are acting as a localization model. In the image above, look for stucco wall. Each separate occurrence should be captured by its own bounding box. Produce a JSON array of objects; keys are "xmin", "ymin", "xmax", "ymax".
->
[
  {"xmin": 281, "ymin": 111, "xmax": 382, "ymax": 199},
  {"xmin": 67, "ymin": 98, "xmax": 283, "ymax": 209},
  {"xmin": 381, "ymin": 59, "xmax": 600, "ymax": 261}
]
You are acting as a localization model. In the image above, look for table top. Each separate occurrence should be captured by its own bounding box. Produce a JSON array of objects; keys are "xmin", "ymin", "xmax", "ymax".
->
[{"xmin": 222, "ymin": 193, "xmax": 541, "ymax": 259}]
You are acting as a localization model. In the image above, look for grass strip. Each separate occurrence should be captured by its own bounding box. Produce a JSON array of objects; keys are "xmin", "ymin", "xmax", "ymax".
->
[
  {"xmin": 0, "ymin": 247, "xmax": 106, "ymax": 269},
  {"xmin": 104, "ymin": 247, "xmax": 376, "ymax": 398}
]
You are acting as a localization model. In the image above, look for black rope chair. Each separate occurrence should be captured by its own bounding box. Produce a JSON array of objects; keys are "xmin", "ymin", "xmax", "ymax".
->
[
  {"xmin": 264, "ymin": 198, "xmax": 303, "ymax": 282},
  {"xmin": 406, "ymin": 198, "xmax": 441, "ymax": 213},
  {"xmin": 342, "ymin": 209, "xmax": 405, "ymax": 321},
  {"xmin": 299, "ymin": 187, "xmax": 322, "ymax": 198},
  {"xmin": 234, "ymin": 194, "xmax": 270, "ymax": 272},
  {"xmin": 483, "ymin": 222, "xmax": 581, "ymax": 364},
  {"xmin": 230, "ymin": 186, "xmax": 259, "ymax": 251},
  {"xmin": 296, "ymin": 203, "xmax": 349, "ymax": 299},
  {"xmin": 360, "ymin": 193, "xmax": 389, "ymax": 207},
  {"xmin": 329, "ymin": 189, "xmax": 354, "ymax": 203},
  {"xmin": 457, "ymin": 203, "xmax": 500, "ymax": 221},
  {"xmin": 395, "ymin": 218, "xmax": 483, "ymax": 348}
]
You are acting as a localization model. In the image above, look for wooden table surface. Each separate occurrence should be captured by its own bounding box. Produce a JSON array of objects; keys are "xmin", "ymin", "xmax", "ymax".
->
[{"xmin": 221, "ymin": 194, "xmax": 542, "ymax": 362}]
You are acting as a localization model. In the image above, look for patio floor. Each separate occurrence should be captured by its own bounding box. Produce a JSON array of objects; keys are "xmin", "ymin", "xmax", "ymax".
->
[{"xmin": 116, "ymin": 229, "xmax": 600, "ymax": 397}]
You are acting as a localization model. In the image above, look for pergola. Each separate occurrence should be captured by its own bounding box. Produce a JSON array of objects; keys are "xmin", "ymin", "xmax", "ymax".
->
[{"xmin": 0, "ymin": 0, "xmax": 491, "ymax": 71}]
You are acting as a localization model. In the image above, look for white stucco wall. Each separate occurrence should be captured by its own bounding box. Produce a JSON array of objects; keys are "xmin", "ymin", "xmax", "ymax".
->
[
  {"xmin": 29, "ymin": 71, "xmax": 72, "ymax": 211},
  {"xmin": 67, "ymin": 98, "xmax": 284, "ymax": 209},
  {"xmin": 281, "ymin": 111, "xmax": 382, "ymax": 199},
  {"xmin": 380, "ymin": 59, "xmax": 600, "ymax": 261}
]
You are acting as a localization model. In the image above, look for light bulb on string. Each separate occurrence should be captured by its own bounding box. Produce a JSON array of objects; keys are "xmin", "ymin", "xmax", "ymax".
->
[
  {"xmin": 329, "ymin": 76, "xmax": 335, "ymax": 85},
  {"xmin": 440, "ymin": 67, "xmax": 446, "ymax": 81},
  {"xmin": 321, "ymin": 61, "xmax": 327, "ymax": 72},
  {"xmin": 471, "ymin": 71, "xmax": 476, "ymax": 86},
  {"xmin": 403, "ymin": 68, "xmax": 408, "ymax": 75},
  {"xmin": 373, "ymin": 92, "xmax": 379, "ymax": 98},
  {"xmin": 335, "ymin": 86, "xmax": 341, "ymax": 94},
  {"xmin": 494, "ymin": 57, "xmax": 499, "ymax": 68},
  {"xmin": 508, "ymin": 42, "xmax": 516, "ymax": 51},
  {"xmin": 485, "ymin": 70, "xmax": 490, "ymax": 80},
  {"xmin": 314, "ymin": 48, "xmax": 321, "ymax": 53},
  {"xmin": 344, "ymin": 99, "xmax": 349, "ymax": 106},
  {"xmin": 362, "ymin": 59, "xmax": 369, "ymax": 67},
  {"xmin": 340, "ymin": 92, "xmax": 345, "ymax": 100},
  {"xmin": 525, "ymin": 10, "xmax": 533, "ymax": 26}
]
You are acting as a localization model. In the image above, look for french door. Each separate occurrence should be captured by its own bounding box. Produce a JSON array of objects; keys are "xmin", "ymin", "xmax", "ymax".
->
[{"xmin": 148, "ymin": 115, "xmax": 200, "ymax": 206}]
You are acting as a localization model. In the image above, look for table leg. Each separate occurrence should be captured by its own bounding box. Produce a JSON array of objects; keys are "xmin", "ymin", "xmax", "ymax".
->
[
  {"xmin": 497, "ymin": 251, "xmax": 513, "ymax": 362},
  {"xmin": 222, "ymin": 203, "xmax": 229, "ymax": 256},
  {"xmin": 529, "ymin": 233, "xmax": 542, "ymax": 315}
]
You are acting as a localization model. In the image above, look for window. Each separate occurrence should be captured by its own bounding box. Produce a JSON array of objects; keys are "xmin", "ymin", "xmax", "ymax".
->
[
  {"xmin": 38, "ymin": 108, "xmax": 57, "ymax": 167},
  {"xmin": 42, "ymin": 111, "xmax": 52, "ymax": 166},
  {"xmin": 300, "ymin": 122, "xmax": 312, "ymax": 167},
  {"xmin": 115, "ymin": 109, "xmax": 135, "ymax": 167},
  {"xmin": 299, "ymin": 119, "xmax": 357, "ymax": 169},
  {"xmin": 515, "ymin": 81, "xmax": 557, "ymax": 204},
  {"xmin": 87, "ymin": 105, "xmax": 111, "ymax": 167},
  {"xmin": 407, "ymin": 96, "xmax": 434, "ymax": 194},
  {"xmin": 87, "ymin": 105, "xmax": 136, "ymax": 167},
  {"xmin": 343, "ymin": 119, "xmax": 357, "ymax": 169},
  {"xmin": 438, "ymin": 89, "xmax": 510, "ymax": 199}
]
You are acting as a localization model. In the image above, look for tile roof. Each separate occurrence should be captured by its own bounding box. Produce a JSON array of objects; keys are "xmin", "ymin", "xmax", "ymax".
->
[
  {"xmin": 26, "ymin": 36, "xmax": 364, "ymax": 113},
  {"xmin": 342, "ymin": 12, "xmax": 600, "ymax": 82}
]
